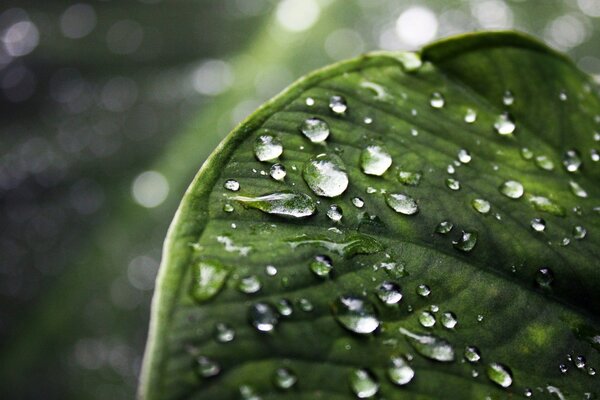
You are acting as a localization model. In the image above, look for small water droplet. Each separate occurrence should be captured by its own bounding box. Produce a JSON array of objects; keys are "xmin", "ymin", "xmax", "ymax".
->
[
  {"xmin": 446, "ymin": 178, "xmax": 460, "ymax": 191},
  {"xmin": 524, "ymin": 388, "xmax": 533, "ymax": 397},
  {"xmin": 399, "ymin": 328, "xmax": 455, "ymax": 362},
  {"xmin": 275, "ymin": 298, "xmax": 293, "ymax": 317},
  {"xmin": 494, "ymin": 113, "xmax": 516, "ymax": 135},
  {"xmin": 429, "ymin": 92, "xmax": 445, "ymax": 108},
  {"xmin": 329, "ymin": 95, "xmax": 347, "ymax": 114},
  {"xmin": 502, "ymin": 90, "xmax": 514, "ymax": 106},
  {"xmin": 569, "ymin": 180, "xmax": 588, "ymax": 198},
  {"xmin": 364, "ymin": 116, "xmax": 373, "ymax": 124},
  {"xmin": 385, "ymin": 193, "xmax": 418, "ymax": 215},
  {"xmin": 231, "ymin": 191, "xmax": 316, "ymax": 218},
  {"xmin": 499, "ymin": 180, "xmax": 524, "ymax": 199},
  {"xmin": 360, "ymin": 145, "xmax": 392, "ymax": 176},
  {"xmin": 563, "ymin": 149, "xmax": 582, "ymax": 172},
  {"xmin": 559, "ymin": 90, "xmax": 567, "ymax": 101},
  {"xmin": 352, "ymin": 197, "xmax": 365, "ymax": 208},
  {"xmin": 298, "ymin": 297, "xmax": 313, "ymax": 312},
  {"xmin": 327, "ymin": 204, "xmax": 343, "ymax": 222},
  {"xmin": 472, "ymin": 198, "xmax": 491, "ymax": 214},
  {"xmin": 310, "ymin": 255, "xmax": 333, "ymax": 278},
  {"xmin": 416, "ymin": 284, "xmax": 431, "ymax": 297},
  {"xmin": 535, "ymin": 267, "xmax": 554, "ymax": 288},
  {"xmin": 441, "ymin": 312, "xmax": 457, "ymax": 329},
  {"xmin": 214, "ymin": 323, "xmax": 235, "ymax": 343},
  {"xmin": 559, "ymin": 363, "xmax": 568, "ymax": 374},
  {"xmin": 575, "ymin": 355, "xmax": 586, "ymax": 369},
  {"xmin": 398, "ymin": 170, "xmax": 421, "ymax": 186},
  {"xmin": 249, "ymin": 302, "xmax": 279, "ymax": 332},
  {"xmin": 303, "ymin": 153, "xmax": 349, "ymax": 197},
  {"xmin": 305, "ymin": 97, "xmax": 315, "ymax": 106},
  {"xmin": 239, "ymin": 385, "xmax": 261, "ymax": 400},
  {"xmin": 520, "ymin": 147, "xmax": 533, "ymax": 160},
  {"xmin": 464, "ymin": 108, "xmax": 477, "ymax": 123},
  {"xmin": 419, "ymin": 311, "xmax": 436, "ymax": 328},
  {"xmin": 300, "ymin": 117, "xmax": 330, "ymax": 143},
  {"xmin": 270, "ymin": 163, "xmax": 286, "ymax": 181},
  {"xmin": 530, "ymin": 218, "xmax": 546, "ymax": 232},
  {"xmin": 273, "ymin": 368, "xmax": 297, "ymax": 390},
  {"xmin": 332, "ymin": 295, "xmax": 380, "ymax": 334},
  {"xmin": 486, "ymin": 363, "xmax": 513, "ymax": 388},
  {"xmin": 435, "ymin": 220, "xmax": 453, "ymax": 234},
  {"xmin": 453, "ymin": 230, "xmax": 478, "ymax": 252},
  {"xmin": 535, "ymin": 155, "xmax": 554, "ymax": 171},
  {"xmin": 349, "ymin": 368, "xmax": 379, "ymax": 398},
  {"xmin": 388, "ymin": 356, "xmax": 414, "ymax": 386},
  {"xmin": 464, "ymin": 346, "xmax": 481, "ymax": 363},
  {"xmin": 196, "ymin": 356, "xmax": 220, "ymax": 378},
  {"xmin": 265, "ymin": 265, "xmax": 278, "ymax": 276},
  {"xmin": 376, "ymin": 281, "xmax": 403, "ymax": 305},
  {"xmin": 238, "ymin": 275, "xmax": 261, "ymax": 294},
  {"xmin": 458, "ymin": 149, "xmax": 471, "ymax": 164},
  {"xmin": 223, "ymin": 203, "xmax": 234, "ymax": 213},
  {"xmin": 224, "ymin": 179, "xmax": 240, "ymax": 191},
  {"xmin": 254, "ymin": 135, "xmax": 283, "ymax": 162},
  {"xmin": 573, "ymin": 225, "xmax": 587, "ymax": 240}
]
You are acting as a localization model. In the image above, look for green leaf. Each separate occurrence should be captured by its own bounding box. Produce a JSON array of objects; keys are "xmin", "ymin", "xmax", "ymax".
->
[{"xmin": 139, "ymin": 32, "xmax": 600, "ymax": 399}]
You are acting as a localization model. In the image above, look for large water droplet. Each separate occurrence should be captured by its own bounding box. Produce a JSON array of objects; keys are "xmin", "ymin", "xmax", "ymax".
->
[
  {"xmin": 332, "ymin": 295, "xmax": 380, "ymax": 334},
  {"xmin": 562, "ymin": 149, "xmax": 582, "ymax": 172},
  {"xmin": 329, "ymin": 95, "xmax": 347, "ymax": 114},
  {"xmin": 360, "ymin": 145, "xmax": 392, "ymax": 176},
  {"xmin": 499, "ymin": 180, "xmax": 524, "ymax": 199},
  {"xmin": 494, "ymin": 113, "xmax": 516, "ymax": 135},
  {"xmin": 429, "ymin": 92, "xmax": 445, "ymax": 108},
  {"xmin": 472, "ymin": 198, "xmax": 491, "ymax": 214},
  {"xmin": 254, "ymin": 135, "xmax": 283, "ymax": 162},
  {"xmin": 300, "ymin": 117, "xmax": 330, "ymax": 143},
  {"xmin": 453, "ymin": 230, "xmax": 478, "ymax": 252},
  {"xmin": 399, "ymin": 328, "xmax": 455, "ymax": 362},
  {"xmin": 398, "ymin": 170, "xmax": 421, "ymax": 186},
  {"xmin": 231, "ymin": 191, "xmax": 316, "ymax": 218},
  {"xmin": 303, "ymin": 153, "xmax": 348, "ymax": 197},
  {"xmin": 385, "ymin": 193, "xmax": 419, "ymax": 215},
  {"xmin": 388, "ymin": 356, "xmax": 414, "ymax": 386},
  {"xmin": 486, "ymin": 363, "xmax": 513, "ymax": 388},
  {"xmin": 376, "ymin": 281, "xmax": 403, "ymax": 305},
  {"xmin": 310, "ymin": 255, "xmax": 333, "ymax": 278},
  {"xmin": 249, "ymin": 302, "xmax": 279, "ymax": 332},
  {"xmin": 349, "ymin": 369, "xmax": 379, "ymax": 398},
  {"xmin": 191, "ymin": 259, "xmax": 230, "ymax": 302},
  {"xmin": 270, "ymin": 163, "xmax": 286, "ymax": 181},
  {"xmin": 273, "ymin": 368, "xmax": 297, "ymax": 390}
]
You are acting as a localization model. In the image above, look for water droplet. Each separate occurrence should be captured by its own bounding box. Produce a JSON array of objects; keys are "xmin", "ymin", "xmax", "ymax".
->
[
  {"xmin": 486, "ymin": 363, "xmax": 513, "ymax": 388},
  {"xmin": 196, "ymin": 356, "xmax": 220, "ymax": 378},
  {"xmin": 458, "ymin": 149, "xmax": 471, "ymax": 164},
  {"xmin": 275, "ymin": 298, "xmax": 293, "ymax": 317},
  {"xmin": 329, "ymin": 95, "xmax": 347, "ymax": 114},
  {"xmin": 527, "ymin": 195, "xmax": 565, "ymax": 217},
  {"xmin": 446, "ymin": 178, "xmax": 460, "ymax": 191},
  {"xmin": 494, "ymin": 113, "xmax": 516, "ymax": 135},
  {"xmin": 429, "ymin": 92, "xmax": 445, "ymax": 108},
  {"xmin": 559, "ymin": 90, "xmax": 567, "ymax": 101},
  {"xmin": 453, "ymin": 230, "xmax": 478, "ymax": 252},
  {"xmin": 298, "ymin": 297, "xmax": 313, "ymax": 312},
  {"xmin": 385, "ymin": 193, "xmax": 419, "ymax": 215},
  {"xmin": 573, "ymin": 225, "xmax": 587, "ymax": 240},
  {"xmin": 399, "ymin": 328, "xmax": 455, "ymax": 362},
  {"xmin": 288, "ymin": 233, "xmax": 383, "ymax": 258},
  {"xmin": 238, "ymin": 275, "xmax": 261, "ymax": 294},
  {"xmin": 502, "ymin": 90, "xmax": 514, "ymax": 106},
  {"xmin": 332, "ymin": 295, "xmax": 380, "ymax": 334},
  {"xmin": 300, "ymin": 117, "xmax": 330, "ymax": 143},
  {"xmin": 575, "ymin": 355, "xmax": 586, "ymax": 369},
  {"xmin": 305, "ymin": 97, "xmax": 315, "ymax": 106},
  {"xmin": 388, "ymin": 356, "xmax": 414, "ymax": 386},
  {"xmin": 360, "ymin": 145, "xmax": 392, "ymax": 176},
  {"xmin": 239, "ymin": 385, "xmax": 261, "ymax": 400},
  {"xmin": 588, "ymin": 367, "xmax": 596, "ymax": 376},
  {"xmin": 562, "ymin": 149, "xmax": 582, "ymax": 172},
  {"xmin": 499, "ymin": 180, "xmax": 524, "ymax": 199},
  {"xmin": 521, "ymin": 147, "xmax": 533, "ymax": 160},
  {"xmin": 191, "ymin": 259, "xmax": 230, "ymax": 302},
  {"xmin": 231, "ymin": 191, "xmax": 316, "ymax": 218},
  {"xmin": 364, "ymin": 116, "xmax": 373, "ymax": 124},
  {"xmin": 223, "ymin": 203, "xmax": 234, "ymax": 213},
  {"xmin": 214, "ymin": 323, "xmax": 235, "ymax": 343},
  {"xmin": 464, "ymin": 108, "xmax": 477, "ymax": 123},
  {"xmin": 464, "ymin": 346, "xmax": 481, "ymax": 363},
  {"xmin": 349, "ymin": 368, "xmax": 379, "ymax": 398},
  {"xmin": 419, "ymin": 311, "xmax": 436, "ymax": 327},
  {"xmin": 559, "ymin": 363, "xmax": 568, "ymax": 374},
  {"xmin": 303, "ymin": 153, "xmax": 348, "ymax": 197},
  {"xmin": 254, "ymin": 135, "xmax": 283, "ymax": 162},
  {"xmin": 524, "ymin": 388, "xmax": 533, "ymax": 398},
  {"xmin": 310, "ymin": 255, "xmax": 333, "ymax": 278},
  {"xmin": 477, "ymin": 314, "xmax": 484, "ymax": 322},
  {"xmin": 273, "ymin": 368, "xmax": 297, "ymax": 390},
  {"xmin": 327, "ymin": 204, "xmax": 343, "ymax": 222},
  {"xmin": 265, "ymin": 265, "xmax": 278, "ymax": 276},
  {"xmin": 270, "ymin": 163, "xmax": 286, "ymax": 181},
  {"xmin": 249, "ymin": 302, "xmax": 279, "ymax": 332},
  {"xmin": 435, "ymin": 221, "xmax": 454, "ymax": 234},
  {"xmin": 535, "ymin": 267, "xmax": 554, "ymax": 288},
  {"xmin": 352, "ymin": 197, "xmax": 365, "ymax": 208},
  {"xmin": 472, "ymin": 198, "xmax": 491, "ymax": 214},
  {"xmin": 569, "ymin": 180, "xmax": 588, "ymax": 198},
  {"xmin": 535, "ymin": 155, "xmax": 554, "ymax": 171},
  {"xmin": 224, "ymin": 179, "xmax": 240, "ymax": 191},
  {"xmin": 591, "ymin": 149, "xmax": 599, "ymax": 162},
  {"xmin": 441, "ymin": 312, "xmax": 457, "ymax": 329},
  {"xmin": 417, "ymin": 284, "xmax": 431, "ymax": 297},
  {"xmin": 530, "ymin": 218, "xmax": 546, "ymax": 232},
  {"xmin": 376, "ymin": 281, "xmax": 403, "ymax": 305},
  {"xmin": 398, "ymin": 170, "xmax": 421, "ymax": 186}
]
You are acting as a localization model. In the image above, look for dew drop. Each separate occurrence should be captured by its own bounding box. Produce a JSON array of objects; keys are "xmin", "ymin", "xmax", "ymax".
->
[
  {"xmin": 349, "ymin": 368, "xmax": 379, "ymax": 399},
  {"xmin": 310, "ymin": 255, "xmax": 333, "ymax": 278},
  {"xmin": 332, "ymin": 295, "xmax": 380, "ymax": 334},
  {"xmin": 327, "ymin": 204, "xmax": 343, "ymax": 222},
  {"xmin": 429, "ymin": 92, "xmax": 445, "ymax": 108},
  {"xmin": 300, "ymin": 117, "xmax": 330, "ymax": 143},
  {"xmin": 223, "ymin": 203, "xmax": 234, "ymax": 213},
  {"xmin": 562, "ymin": 149, "xmax": 582, "ymax": 172},
  {"xmin": 520, "ymin": 147, "xmax": 533, "ymax": 160},
  {"xmin": 573, "ymin": 225, "xmax": 587, "ymax": 240},
  {"xmin": 494, "ymin": 113, "xmax": 516, "ymax": 135},
  {"xmin": 399, "ymin": 328, "xmax": 455, "ymax": 362},
  {"xmin": 535, "ymin": 155, "xmax": 554, "ymax": 171},
  {"xmin": 435, "ymin": 221, "xmax": 453, "ymax": 234},
  {"xmin": 417, "ymin": 284, "xmax": 431, "ymax": 297},
  {"xmin": 569, "ymin": 180, "xmax": 588, "ymax": 198},
  {"xmin": 191, "ymin": 259, "xmax": 230, "ymax": 303},
  {"xmin": 458, "ymin": 149, "xmax": 471, "ymax": 164},
  {"xmin": 254, "ymin": 135, "xmax": 283, "ymax": 162},
  {"xmin": 398, "ymin": 170, "xmax": 421, "ymax": 186},
  {"xmin": 472, "ymin": 198, "xmax": 491, "ymax": 214},
  {"xmin": 249, "ymin": 302, "xmax": 279, "ymax": 332},
  {"xmin": 575, "ymin": 355, "xmax": 586, "ymax": 369},
  {"xmin": 275, "ymin": 299, "xmax": 293, "ymax": 317},
  {"xmin": 499, "ymin": 180, "xmax": 524, "ymax": 199},
  {"xmin": 464, "ymin": 346, "xmax": 481, "ymax": 363},
  {"xmin": 535, "ymin": 267, "xmax": 554, "ymax": 288},
  {"xmin": 446, "ymin": 178, "xmax": 460, "ymax": 191},
  {"xmin": 329, "ymin": 95, "xmax": 347, "ymax": 114},
  {"xmin": 352, "ymin": 197, "xmax": 364, "ymax": 208},
  {"xmin": 419, "ymin": 311, "xmax": 436, "ymax": 328},
  {"xmin": 303, "ymin": 153, "xmax": 349, "ymax": 197},
  {"xmin": 231, "ymin": 191, "xmax": 316, "ymax": 218},
  {"xmin": 385, "ymin": 193, "xmax": 419, "ymax": 215},
  {"xmin": 376, "ymin": 281, "xmax": 403, "ymax": 305},
  {"xmin": 486, "ymin": 363, "xmax": 513, "ymax": 388},
  {"xmin": 214, "ymin": 322, "xmax": 235, "ymax": 343},
  {"xmin": 527, "ymin": 195, "xmax": 565, "ymax": 217},
  {"xmin": 441, "ymin": 312, "xmax": 458, "ymax": 329},
  {"xmin": 591, "ymin": 149, "xmax": 599, "ymax": 162},
  {"xmin": 453, "ymin": 230, "xmax": 478, "ymax": 252},
  {"xmin": 360, "ymin": 145, "xmax": 392, "ymax": 176},
  {"xmin": 224, "ymin": 179, "xmax": 240, "ymax": 191},
  {"xmin": 273, "ymin": 368, "xmax": 297, "ymax": 390},
  {"xmin": 196, "ymin": 356, "xmax": 220, "ymax": 378},
  {"xmin": 238, "ymin": 275, "xmax": 261, "ymax": 294},
  {"xmin": 269, "ymin": 163, "xmax": 286, "ymax": 181},
  {"xmin": 464, "ymin": 108, "xmax": 477, "ymax": 123},
  {"xmin": 305, "ymin": 97, "xmax": 315, "ymax": 106},
  {"xmin": 298, "ymin": 297, "xmax": 313, "ymax": 312},
  {"xmin": 530, "ymin": 218, "xmax": 546, "ymax": 232},
  {"xmin": 388, "ymin": 356, "xmax": 414, "ymax": 386},
  {"xmin": 502, "ymin": 90, "xmax": 514, "ymax": 106}
]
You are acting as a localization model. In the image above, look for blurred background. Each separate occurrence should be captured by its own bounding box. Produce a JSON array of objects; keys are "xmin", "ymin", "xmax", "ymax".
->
[{"xmin": 0, "ymin": 0, "xmax": 598, "ymax": 398}]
